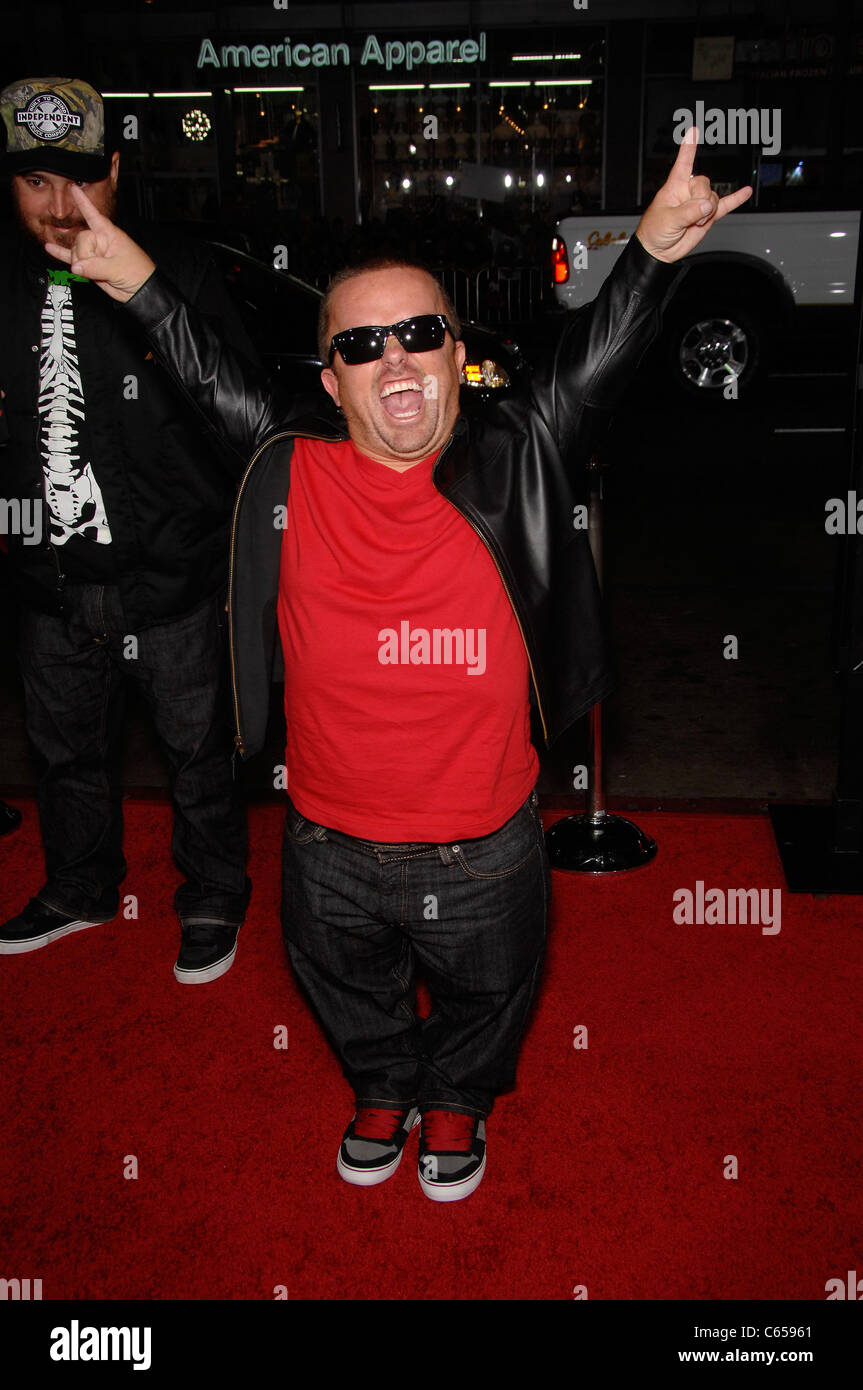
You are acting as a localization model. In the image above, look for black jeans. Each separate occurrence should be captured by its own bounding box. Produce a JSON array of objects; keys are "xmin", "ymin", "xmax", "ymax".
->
[
  {"xmin": 280, "ymin": 786, "xmax": 550, "ymax": 1118},
  {"xmin": 17, "ymin": 583, "xmax": 249, "ymax": 927}
]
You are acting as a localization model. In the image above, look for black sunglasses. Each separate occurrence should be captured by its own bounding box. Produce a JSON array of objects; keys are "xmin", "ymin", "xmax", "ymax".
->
[{"xmin": 328, "ymin": 313, "xmax": 453, "ymax": 366}]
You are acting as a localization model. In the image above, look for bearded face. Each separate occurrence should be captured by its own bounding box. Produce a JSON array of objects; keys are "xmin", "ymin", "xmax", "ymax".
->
[{"xmin": 12, "ymin": 153, "xmax": 119, "ymax": 261}]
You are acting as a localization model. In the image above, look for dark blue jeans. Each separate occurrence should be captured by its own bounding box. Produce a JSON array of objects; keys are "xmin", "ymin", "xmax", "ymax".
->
[
  {"xmin": 280, "ymin": 786, "xmax": 550, "ymax": 1118},
  {"xmin": 17, "ymin": 583, "xmax": 249, "ymax": 926}
]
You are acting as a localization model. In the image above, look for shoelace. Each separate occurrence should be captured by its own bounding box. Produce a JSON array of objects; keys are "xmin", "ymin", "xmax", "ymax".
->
[
  {"xmin": 422, "ymin": 1109, "xmax": 476, "ymax": 1152},
  {"xmin": 352, "ymin": 1107, "xmax": 407, "ymax": 1141}
]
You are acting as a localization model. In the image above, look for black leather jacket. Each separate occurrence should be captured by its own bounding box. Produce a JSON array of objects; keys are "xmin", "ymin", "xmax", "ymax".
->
[
  {"xmin": 123, "ymin": 233, "xmax": 686, "ymax": 757},
  {"xmin": 0, "ymin": 223, "xmax": 260, "ymax": 628}
]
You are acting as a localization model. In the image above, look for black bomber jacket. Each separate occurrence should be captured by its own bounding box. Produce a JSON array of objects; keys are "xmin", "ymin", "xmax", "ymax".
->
[{"xmin": 122, "ymin": 232, "xmax": 687, "ymax": 757}]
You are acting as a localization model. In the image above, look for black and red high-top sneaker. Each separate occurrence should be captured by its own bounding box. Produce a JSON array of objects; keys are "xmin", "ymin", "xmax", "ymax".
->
[
  {"xmin": 337, "ymin": 1105, "xmax": 420, "ymax": 1186},
  {"xmin": 418, "ymin": 1110, "xmax": 486, "ymax": 1202}
]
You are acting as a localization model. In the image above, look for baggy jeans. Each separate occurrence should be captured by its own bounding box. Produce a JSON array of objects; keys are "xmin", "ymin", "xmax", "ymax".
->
[
  {"xmin": 280, "ymin": 785, "xmax": 550, "ymax": 1118},
  {"xmin": 18, "ymin": 583, "xmax": 250, "ymax": 927}
]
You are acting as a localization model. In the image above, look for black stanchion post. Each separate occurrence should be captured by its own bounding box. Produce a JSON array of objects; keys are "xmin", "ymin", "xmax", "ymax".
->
[{"xmin": 545, "ymin": 452, "xmax": 658, "ymax": 874}]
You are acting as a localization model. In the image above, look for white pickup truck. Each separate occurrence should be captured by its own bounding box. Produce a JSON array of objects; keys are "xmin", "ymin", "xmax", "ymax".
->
[{"xmin": 551, "ymin": 211, "xmax": 860, "ymax": 402}]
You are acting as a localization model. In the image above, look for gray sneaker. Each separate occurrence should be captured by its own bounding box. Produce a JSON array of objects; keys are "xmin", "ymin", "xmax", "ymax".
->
[
  {"xmin": 418, "ymin": 1110, "xmax": 487, "ymax": 1202},
  {"xmin": 337, "ymin": 1105, "xmax": 421, "ymax": 1186}
]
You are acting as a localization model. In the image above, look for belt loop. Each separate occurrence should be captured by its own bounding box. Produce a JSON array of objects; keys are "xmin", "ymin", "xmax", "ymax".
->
[{"xmin": 437, "ymin": 843, "xmax": 453, "ymax": 865}]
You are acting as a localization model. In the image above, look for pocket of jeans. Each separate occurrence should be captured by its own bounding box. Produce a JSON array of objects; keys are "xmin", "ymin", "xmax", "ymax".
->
[
  {"xmin": 284, "ymin": 806, "xmax": 319, "ymax": 845},
  {"xmin": 526, "ymin": 788, "xmax": 544, "ymax": 832},
  {"xmin": 450, "ymin": 801, "xmax": 538, "ymax": 880}
]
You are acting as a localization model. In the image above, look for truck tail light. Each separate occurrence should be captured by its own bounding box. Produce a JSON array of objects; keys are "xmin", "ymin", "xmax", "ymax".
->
[{"xmin": 552, "ymin": 236, "xmax": 569, "ymax": 284}]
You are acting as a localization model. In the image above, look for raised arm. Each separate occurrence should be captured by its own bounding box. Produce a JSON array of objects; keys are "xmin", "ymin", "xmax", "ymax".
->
[
  {"xmin": 533, "ymin": 125, "xmax": 753, "ymax": 459},
  {"xmin": 45, "ymin": 186, "xmax": 280, "ymax": 461}
]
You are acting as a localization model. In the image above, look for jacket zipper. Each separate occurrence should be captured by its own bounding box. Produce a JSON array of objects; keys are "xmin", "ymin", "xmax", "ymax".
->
[
  {"xmin": 51, "ymin": 539, "xmax": 66, "ymax": 598},
  {"xmin": 228, "ymin": 429, "xmax": 337, "ymax": 757},
  {"xmin": 433, "ymin": 438, "xmax": 550, "ymax": 745},
  {"xmin": 229, "ymin": 427, "xmax": 550, "ymax": 756}
]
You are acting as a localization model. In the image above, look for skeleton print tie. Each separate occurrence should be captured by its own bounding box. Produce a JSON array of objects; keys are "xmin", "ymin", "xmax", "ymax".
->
[{"xmin": 38, "ymin": 280, "xmax": 112, "ymax": 546}]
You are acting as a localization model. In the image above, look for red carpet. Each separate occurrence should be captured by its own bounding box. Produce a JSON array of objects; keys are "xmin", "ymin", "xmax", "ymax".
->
[{"xmin": 0, "ymin": 798, "xmax": 860, "ymax": 1301}]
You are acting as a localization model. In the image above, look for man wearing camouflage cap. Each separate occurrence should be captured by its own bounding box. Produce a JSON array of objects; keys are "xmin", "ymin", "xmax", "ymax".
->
[
  {"xmin": 0, "ymin": 77, "xmax": 256, "ymax": 981},
  {"xmin": 3, "ymin": 78, "xmax": 110, "ymax": 174}
]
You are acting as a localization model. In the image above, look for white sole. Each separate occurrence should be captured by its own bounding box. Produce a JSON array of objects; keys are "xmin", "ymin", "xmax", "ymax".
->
[
  {"xmin": 418, "ymin": 1152, "xmax": 487, "ymax": 1203},
  {"xmin": 0, "ymin": 915, "xmax": 114, "ymax": 955},
  {"xmin": 337, "ymin": 1146, "xmax": 407, "ymax": 1187},
  {"xmin": 173, "ymin": 942, "xmax": 238, "ymax": 984},
  {"xmin": 337, "ymin": 1112, "xmax": 421, "ymax": 1186}
]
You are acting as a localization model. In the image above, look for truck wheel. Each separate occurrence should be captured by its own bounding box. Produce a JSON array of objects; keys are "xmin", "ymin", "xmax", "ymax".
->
[{"xmin": 662, "ymin": 297, "xmax": 768, "ymax": 405}]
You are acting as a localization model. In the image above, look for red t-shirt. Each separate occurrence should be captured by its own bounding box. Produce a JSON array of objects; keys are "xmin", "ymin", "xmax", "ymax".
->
[{"xmin": 276, "ymin": 435, "xmax": 538, "ymax": 840}]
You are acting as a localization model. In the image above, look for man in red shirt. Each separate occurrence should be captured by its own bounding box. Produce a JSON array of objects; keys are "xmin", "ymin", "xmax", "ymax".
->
[
  {"xmin": 275, "ymin": 263, "xmax": 545, "ymax": 1202},
  {"xmin": 45, "ymin": 128, "xmax": 750, "ymax": 1201}
]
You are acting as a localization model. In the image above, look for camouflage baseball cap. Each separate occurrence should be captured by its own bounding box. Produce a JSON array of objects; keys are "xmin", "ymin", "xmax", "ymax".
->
[{"xmin": 0, "ymin": 76, "xmax": 112, "ymax": 179}]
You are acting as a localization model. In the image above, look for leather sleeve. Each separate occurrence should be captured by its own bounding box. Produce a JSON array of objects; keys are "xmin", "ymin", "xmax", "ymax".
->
[
  {"xmin": 122, "ymin": 267, "xmax": 282, "ymax": 465},
  {"xmin": 531, "ymin": 233, "xmax": 688, "ymax": 463}
]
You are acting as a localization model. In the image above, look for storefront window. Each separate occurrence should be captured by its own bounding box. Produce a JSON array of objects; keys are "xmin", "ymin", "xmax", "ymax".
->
[
  {"xmin": 232, "ymin": 87, "xmax": 319, "ymax": 219},
  {"xmin": 355, "ymin": 26, "xmax": 605, "ymax": 253},
  {"xmin": 644, "ymin": 21, "xmax": 854, "ymax": 212},
  {"xmin": 104, "ymin": 83, "xmax": 320, "ymax": 238},
  {"xmin": 842, "ymin": 66, "xmax": 863, "ymax": 201},
  {"xmin": 136, "ymin": 94, "xmax": 220, "ymax": 221}
]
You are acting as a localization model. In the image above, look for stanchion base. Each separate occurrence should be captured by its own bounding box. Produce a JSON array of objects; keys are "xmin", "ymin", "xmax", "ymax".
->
[
  {"xmin": 769, "ymin": 803, "xmax": 863, "ymax": 893},
  {"xmin": 544, "ymin": 813, "xmax": 657, "ymax": 874}
]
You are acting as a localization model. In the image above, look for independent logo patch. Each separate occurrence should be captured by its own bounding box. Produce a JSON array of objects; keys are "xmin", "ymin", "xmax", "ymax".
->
[{"xmin": 15, "ymin": 93, "xmax": 82, "ymax": 143}]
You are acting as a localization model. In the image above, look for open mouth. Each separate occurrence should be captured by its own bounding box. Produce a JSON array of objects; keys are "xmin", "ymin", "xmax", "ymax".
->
[{"xmin": 379, "ymin": 378, "xmax": 424, "ymax": 420}]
